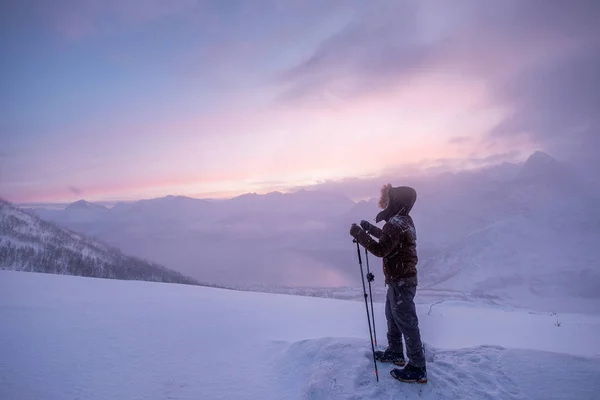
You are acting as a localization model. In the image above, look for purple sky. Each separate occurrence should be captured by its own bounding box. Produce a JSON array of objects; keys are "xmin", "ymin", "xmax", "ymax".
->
[{"xmin": 2, "ymin": 0, "xmax": 599, "ymax": 203}]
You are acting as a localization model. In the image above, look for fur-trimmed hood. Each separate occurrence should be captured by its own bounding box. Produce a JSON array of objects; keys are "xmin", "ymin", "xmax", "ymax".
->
[{"xmin": 375, "ymin": 184, "xmax": 417, "ymax": 223}]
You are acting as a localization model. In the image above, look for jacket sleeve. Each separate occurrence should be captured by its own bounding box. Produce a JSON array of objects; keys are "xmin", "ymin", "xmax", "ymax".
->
[
  {"xmin": 355, "ymin": 224, "xmax": 397, "ymax": 258},
  {"xmin": 366, "ymin": 224, "xmax": 383, "ymax": 239}
]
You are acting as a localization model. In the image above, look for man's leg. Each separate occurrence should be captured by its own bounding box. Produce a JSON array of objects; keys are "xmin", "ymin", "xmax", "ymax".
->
[
  {"xmin": 385, "ymin": 285, "xmax": 404, "ymax": 353},
  {"xmin": 374, "ymin": 285, "xmax": 406, "ymax": 365},
  {"xmin": 389, "ymin": 283, "xmax": 425, "ymax": 368}
]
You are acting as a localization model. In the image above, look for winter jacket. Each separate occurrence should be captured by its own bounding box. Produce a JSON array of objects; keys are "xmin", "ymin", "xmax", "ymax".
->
[{"xmin": 354, "ymin": 185, "xmax": 419, "ymax": 284}]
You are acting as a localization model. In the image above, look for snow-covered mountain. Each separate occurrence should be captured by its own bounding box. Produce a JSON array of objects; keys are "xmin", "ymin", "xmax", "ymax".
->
[
  {"xmin": 225, "ymin": 189, "xmax": 355, "ymax": 217},
  {"xmin": 515, "ymin": 150, "xmax": 575, "ymax": 184},
  {"xmin": 34, "ymin": 199, "xmax": 109, "ymax": 224},
  {"xmin": 418, "ymin": 152, "xmax": 600, "ymax": 311},
  {"xmin": 23, "ymin": 151, "xmax": 600, "ymax": 312},
  {"xmin": 110, "ymin": 195, "xmax": 214, "ymax": 224},
  {"xmin": 0, "ymin": 199, "xmax": 199, "ymax": 286},
  {"xmin": 26, "ymin": 189, "xmax": 361, "ymax": 287}
]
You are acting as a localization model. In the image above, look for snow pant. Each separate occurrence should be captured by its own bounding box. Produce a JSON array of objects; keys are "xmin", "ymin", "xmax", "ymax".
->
[{"xmin": 385, "ymin": 278, "xmax": 426, "ymax": 367}]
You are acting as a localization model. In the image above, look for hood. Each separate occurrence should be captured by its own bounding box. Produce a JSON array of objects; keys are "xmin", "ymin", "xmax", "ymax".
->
[{"xmin": 375, "ymin": 184, "xmax": 417, "ymax": 223}]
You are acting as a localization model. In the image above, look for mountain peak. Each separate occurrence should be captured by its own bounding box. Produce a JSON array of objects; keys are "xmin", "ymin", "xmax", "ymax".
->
[
  {"xmin": 67, "ymin": 199, "xmax": 91, "ymax": 209},
  {"xmin": 156, "ymin": 195, "xmax": 197, "ymax": 202},
  {"xmin": 66, "ymin": 199, "xmax": 107, "ymax": 211},
  {"xmin": 525, "ymin": 151, "xmax": 557, "ymax": 166},
  {"xmin": 517, "ymin": 151, "xmax": 563, "ymax": 182}
]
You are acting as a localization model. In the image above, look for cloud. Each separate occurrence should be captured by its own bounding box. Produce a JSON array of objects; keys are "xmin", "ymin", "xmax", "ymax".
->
[
  {"xmin": 294, "ymin": 150, "xmax": 526, "ymax": 201},
  {"xmin": 429, "ymin": 151, "xmax": 522, "ymax": 169},
  {"xmin": 275, "ymin": 0, "xmax": 600, "ymax": 166},
  {"xmin": 273, "ymin": 1, "xmax": 430, "ymax": 105},
  {"xmin": 448, "ymin": 136, "xmax": 472, "ymax": 145},
  {"xmin": 453, "ymin": 0, "xmax": 600, "ymax": 167},
  {"xmin": 4, "ymin": 1, "xmax": 598, "ymax": 202},
  {"xmin": 489, "ymin": 43, "xmax": 600, "ymax": 160},
  {"xmin": 68, "ymin": 185, "xmax": 83, "ymax": 195}
]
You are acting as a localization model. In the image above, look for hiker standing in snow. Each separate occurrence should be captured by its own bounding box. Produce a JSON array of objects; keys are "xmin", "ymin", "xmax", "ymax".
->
[{"xmin": 349, "ymin": 184, "xmax": 427, "ymax": 383}]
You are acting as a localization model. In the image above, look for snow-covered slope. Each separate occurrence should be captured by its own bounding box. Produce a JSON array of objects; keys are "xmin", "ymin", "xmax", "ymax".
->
[
  {"xmin": 418, "ymin": 152, "xmax": 600, "ymax": 312},
  {"xmin": 1, "ymin": 270, "xmax": 599, "ymax": 399},
  {"xmin": 420, "ymin": 214, "xmax": 600, "ymax": 312},
  {"xmin": 0, "ymin": 199, "xmax": 199, "ymax": 285}
]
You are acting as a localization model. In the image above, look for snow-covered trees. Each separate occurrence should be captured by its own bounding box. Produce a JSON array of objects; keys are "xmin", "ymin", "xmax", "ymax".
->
[{"xmin": 0, "ymin": 199, "xmax": 198, "ymax": 285}]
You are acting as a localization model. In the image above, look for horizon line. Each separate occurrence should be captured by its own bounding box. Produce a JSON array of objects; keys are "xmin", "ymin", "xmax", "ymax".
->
[
  {"xmin": 11, "ymin": 188, "xmax": 377, "ymax": 209},
  {"xmin": 8, "ymin": 152, "xmax": 542, "ymax": 209}
]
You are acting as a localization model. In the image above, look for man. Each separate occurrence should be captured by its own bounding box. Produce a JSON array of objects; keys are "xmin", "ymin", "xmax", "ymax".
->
[{"xmin": 349, "ymin": 184, "xmax": 427, "ymax": 384}]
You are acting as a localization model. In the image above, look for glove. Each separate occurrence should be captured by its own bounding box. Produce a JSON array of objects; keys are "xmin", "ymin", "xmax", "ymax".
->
[
  {"xmin": 349, "ymin": 223, "xmax": 363, "ymax": 238},
  {"xmin": 360, "ymin": 220, "xmax": 374, "ymax": 233}
]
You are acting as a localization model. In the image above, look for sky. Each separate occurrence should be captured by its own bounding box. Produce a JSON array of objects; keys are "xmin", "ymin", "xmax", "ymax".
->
[{"xmin": 1, "ymin": 0, "xmax": 599, "ymax": 204}]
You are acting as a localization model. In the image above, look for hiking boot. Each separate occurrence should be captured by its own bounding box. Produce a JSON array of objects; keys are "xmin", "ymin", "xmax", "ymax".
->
[
  {"xmin": 374, "ymin": 347, "xmax": 405, "ymax": 366},
  {"xmin": 390, "ymin": 363, "xmax": 428, "ymax": 384}
]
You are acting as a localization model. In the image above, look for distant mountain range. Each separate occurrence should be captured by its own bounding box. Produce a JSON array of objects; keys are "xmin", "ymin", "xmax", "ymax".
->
[
  {"xmin": 0, "ymin": 199, "xmax": 200, "ymax": 286},
  {"xmin": 16, "ymin": 151, "xmax": 600, "ymax": 311},
  {"xmin": 25, "ymin": 188, "xmax": 365, "ymax": 287}
]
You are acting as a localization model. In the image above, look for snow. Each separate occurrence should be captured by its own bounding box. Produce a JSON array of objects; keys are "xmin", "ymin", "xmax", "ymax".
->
[{"xmin": 1, "ymin": 270, "xmax": 599, "ymax": 400}]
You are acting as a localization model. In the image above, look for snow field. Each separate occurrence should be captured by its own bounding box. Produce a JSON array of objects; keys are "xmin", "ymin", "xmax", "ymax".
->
[{"xmin": 1, "ymin": 270, "xmax": 599, "ymax": 400}]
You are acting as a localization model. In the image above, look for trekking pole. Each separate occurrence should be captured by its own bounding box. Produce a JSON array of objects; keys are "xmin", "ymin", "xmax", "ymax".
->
[
  {"xmin": 354, "ymin": 238, "xmax": 379, "ymax": 382},
  {"xmin": 364, "ymin": 248, "xmax": 377, "ymax": 347}
]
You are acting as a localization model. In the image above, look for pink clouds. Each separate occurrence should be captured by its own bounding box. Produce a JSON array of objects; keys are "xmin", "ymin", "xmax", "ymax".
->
[
  {"xmin": 6, "ymin": 1, "xmax": 595, "ymax": 204},
  {"xmin": 7, "ymin": 59, "xmax": 519, "ymax": 204},
  {"xmin": 10, "ymin": 169, "xmax": 253, "ymax": 204}
]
